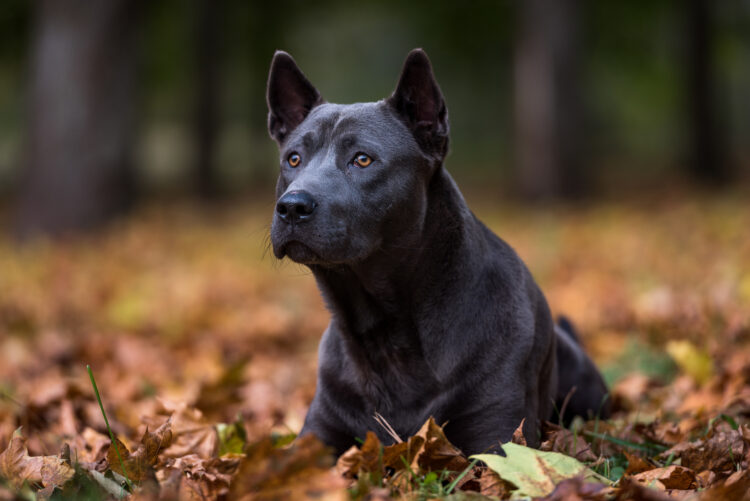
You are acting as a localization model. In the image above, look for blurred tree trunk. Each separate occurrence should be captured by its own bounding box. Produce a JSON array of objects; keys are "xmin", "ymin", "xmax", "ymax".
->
[
  {"xmin": 14, "ymin": 0, "xmax": 139, "ymax": 239},
  {"xmin": 513, "ymin": 0, "xmax": 584, "ymax": 200},
  {"xmin": 192, "ymin": 0, "xmax": 221, "ymax": 200},
  {"xmin": 686, "ymin": 0, "xmax": 729, "ymax": 185}
]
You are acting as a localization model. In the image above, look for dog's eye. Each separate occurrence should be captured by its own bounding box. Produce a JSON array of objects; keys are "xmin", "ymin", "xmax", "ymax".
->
[
  {"xmin": 353, "ymin": 153, "xmax": 372, "ymax": 168},
  {"xmin": 287, "ymin": 153, "xmax": 301, "ymax": 168}
]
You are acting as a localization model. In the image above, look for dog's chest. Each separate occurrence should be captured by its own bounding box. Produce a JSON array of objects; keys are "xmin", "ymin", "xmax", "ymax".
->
[{"xmin": 339, "ymin": 319, "xmax": 441, "ymax": 415}]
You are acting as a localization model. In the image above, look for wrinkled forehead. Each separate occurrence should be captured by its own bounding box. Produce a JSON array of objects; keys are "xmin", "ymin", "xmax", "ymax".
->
[{"xmin": 283, "ymin": 102, "xmax": 414, "ymax": 152}]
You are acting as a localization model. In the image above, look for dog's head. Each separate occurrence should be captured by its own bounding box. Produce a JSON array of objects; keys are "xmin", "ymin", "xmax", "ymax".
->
[{"xmin": 267, "ymin": 49, "xmax": 449, "ymax": 266}]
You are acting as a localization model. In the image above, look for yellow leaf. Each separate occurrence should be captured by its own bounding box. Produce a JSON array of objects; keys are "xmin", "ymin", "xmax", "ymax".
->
[{"xmin": 665, "ymin": 340, "xmax": 713, "ymax": 385}]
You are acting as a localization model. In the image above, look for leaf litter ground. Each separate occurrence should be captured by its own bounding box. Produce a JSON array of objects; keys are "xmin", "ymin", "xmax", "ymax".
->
[{"xmin": 1, "ymin": 193, "xmax": 750, "ymax": 500}]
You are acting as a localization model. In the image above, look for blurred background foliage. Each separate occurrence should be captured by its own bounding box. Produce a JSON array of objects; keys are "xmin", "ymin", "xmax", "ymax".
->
[{"xmin": 0, "ymin": 0, "xmax": 748, "ymax": 237}]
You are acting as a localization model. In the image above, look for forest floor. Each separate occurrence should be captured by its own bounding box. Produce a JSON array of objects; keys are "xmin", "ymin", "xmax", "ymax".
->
[{"xmin": 1, "ymin": 192, "xmax": 749, "ymax": 500}]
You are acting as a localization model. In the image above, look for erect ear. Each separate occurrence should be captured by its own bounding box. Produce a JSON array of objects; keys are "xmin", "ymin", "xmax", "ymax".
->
[
  {"xmin": 387, "ymin": 49, "xmax": 449, "ymax": 159},
  {"xmin": 266, "ymin": 51, "xmax": 324, "ymax": 143}
]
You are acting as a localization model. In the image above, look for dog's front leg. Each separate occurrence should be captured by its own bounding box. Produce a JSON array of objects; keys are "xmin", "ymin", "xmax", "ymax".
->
[
  {"xmin": 441, "ymin": 394, "xmax": 543, "ymax": 455},
  {"xmin": 299, "ymin": 391, "xmax": 362, "ymax": 457}
]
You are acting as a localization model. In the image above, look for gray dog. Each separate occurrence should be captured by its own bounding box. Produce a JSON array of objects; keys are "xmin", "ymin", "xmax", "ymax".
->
[{"xmin": 267, "ymin": 49, "xmax": 610, "ymax": 456}]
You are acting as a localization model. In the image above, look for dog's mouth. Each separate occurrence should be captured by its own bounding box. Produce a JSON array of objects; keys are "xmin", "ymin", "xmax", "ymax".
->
[
  {"xmin": 275, "ymin": 240, "xmax": 325, "ymax": 264},
  {"xmin": 271, "ymin": 215, "xmax": 368, "ymax": 266}
]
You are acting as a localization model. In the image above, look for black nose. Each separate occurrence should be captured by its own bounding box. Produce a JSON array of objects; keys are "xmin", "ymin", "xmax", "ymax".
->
[{"xmin": 276, "ymin": 190, "xmax": 317, "ymax": 223}]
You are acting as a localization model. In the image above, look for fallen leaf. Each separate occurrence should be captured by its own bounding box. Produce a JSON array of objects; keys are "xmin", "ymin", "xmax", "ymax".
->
[
  {"xmin": 541, "ymin": 422, "xmax": 597, "ymax": 462},
  {"xmin": 614, "ymin": 476, "xmax": 673, "ymax": 501},
  {"xmin": 612, "ymin": 373, "xmax": 655, "ymax": 411},
  {"xmin": 336, "ymin": 431, "xmax": 389, "ymax": 482},
  {"xmin": 229, "ymin": 433, "xmax": 346, "ymax": 499},
  {"xmin": 478, "ymin": 468, "xmax": 514, "ymax": 498},
  {"xmin": 106, "ymin": 420, "xmax": 172, "ymax": 482},
  {"xmin": 623, "ymin": 451, "xmax": 653, "ymax": 475},
  {"xmin": 159, "ymin": 453, "xmax": 241, "ymax": 499},
  {"xmin": 539, "ymin": 476, "xmax": 608, "ymax": 500},
  {"xmin": 631, "ymin": 465, "xmax": 697, "ymax": 490},
  {"xmin": 473, "ymin": 442, "xmax": 610, "ymax": 498},
  {"xmin": 142, "ymin": 399, "xmax": 218, "ymax": 459},
  {"xmin": 415, "ymin": 417, "xmax": 470, "ymax": 473},
  {"xmin": 696, "ymin": 469, "xmax": 750, "ymax": 500},
  {"xmin": 68, "ymin": 427, "xmax": 111, "ymax": 464},
  {"xmin": 696, "ymin": 469, "xmax": 717, "ymax": 488},
  {"xmin": 512, "ymin": 419, "xmax": 527, "ymax": 446},
  {"xmin": 216, "ymin": 419, "xmax": 247, "ymax": 457},
  {"xmin": 0, "ymin": 434, "xmax": 74, "ymax": 490},
  {"xmin": 666, "ymin": 340, "xmax": 713, "ymax": 385},
  {"xmin": 662, "ymin": 429, "xmax": 746, "ymax": 473}
]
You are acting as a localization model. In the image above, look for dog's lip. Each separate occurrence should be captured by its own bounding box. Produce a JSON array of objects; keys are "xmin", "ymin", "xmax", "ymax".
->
[{"xmin": 275, "ymin": 239, "xmax": 325, "ymax": 264}]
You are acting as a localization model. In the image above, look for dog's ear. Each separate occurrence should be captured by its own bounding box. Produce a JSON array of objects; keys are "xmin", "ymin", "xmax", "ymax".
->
[
  {"xmin": 387, "ymin": 49, "xmax": 449, "ymax": 159},
  {"xmin": 267, "ymin": 51, "xmax": 323, "ymax": 143}
]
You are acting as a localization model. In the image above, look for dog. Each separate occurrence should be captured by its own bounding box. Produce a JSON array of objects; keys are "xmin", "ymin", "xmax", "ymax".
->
[{"xmin": 266, "ymin": 49, "xmax": 610, "ymax": 456}]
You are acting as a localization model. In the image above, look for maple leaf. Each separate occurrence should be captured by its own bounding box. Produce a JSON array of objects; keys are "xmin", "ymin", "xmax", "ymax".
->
[
  {"xmin": 106, "ymin": 420, "xmax": 172, "ymax": 482},
  {"xmin": 159, "ymin": 453, "xmax": 241, "ymax": 499},
  {"xmin": 0, "ymin": 434, "xmax": 74, "ymax": 491},
  {"xmin": 142, "ymin": 399, "xmax": 218, "ymax": 459}
]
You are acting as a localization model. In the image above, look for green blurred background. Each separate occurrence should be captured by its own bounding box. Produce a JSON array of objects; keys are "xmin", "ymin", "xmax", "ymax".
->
[{"xmin": 0, "ymin": 0, "xmax": 748, "ymax": 238}]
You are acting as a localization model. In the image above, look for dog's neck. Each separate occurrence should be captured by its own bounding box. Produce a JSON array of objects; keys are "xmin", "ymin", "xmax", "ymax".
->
[{"xmin": 309, "ymin": 167, "xmax": 477, "ymax": 385}]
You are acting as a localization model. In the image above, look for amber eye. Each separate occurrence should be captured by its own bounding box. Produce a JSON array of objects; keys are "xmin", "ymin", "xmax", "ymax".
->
[
  {"xmin": 353, "ymin": 153, "xmax": 372, "ymax": 168},
  {"xmin": 287, "ymin": 153, "xmax": 301, "ymax": 167}
]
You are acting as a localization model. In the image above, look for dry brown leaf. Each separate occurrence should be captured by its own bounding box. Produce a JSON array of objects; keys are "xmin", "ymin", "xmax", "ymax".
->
[
  {"xmin": 142, "ymin": 400, "xmax": 218, "ymax": 459},
  {"xmin": 381, "ymin": 440, "xmax": 412, "ymax": 471},
  {"xmin": 512, "ymin": 418, "xmax": 527, "ymax": 446},
  {"xmin": 335, "ymin": 445, "xmax": 361, "ymax": 480},
  {"xmin": 360, "ymin": 487, "xmax": 391, "ymax": 500},
  {"xmin": 229, "ymin": 434, "xmax": 346, "ymax": 499},
  {"xmin": 663, "ymin": 429, "xmax": 746, "ymax": 474},
  {"xmin": 612, "ymin": 373, "xmax": 655, "ymax": 411},
  {"xmin": 68, "ymin": 427, "xmax": 111, "ymax": 465},
  {"xmin": 158, "ymin": 453, "xmax": 241, "ymax": 500},
  {"xmin": 0, "ymin": 435, "xmax": 74, "ymax": 490},
  {"xmin": 624, "ymin": 451, "xmax": 653, "ymax": 475},
  {"xmin": 695, "ymin": 469, "xmax": 717, "ymax": 488},
  {"xmin": 414, "ymin": 417, "xmax": 470, "ymax": 473},
  {"xmin": 696, "ymin": 469, "xmax": 750, "ymax": 500},
  {"xmin": 541, "ymin": 422, "xmax": 597, "ymax": 462},
  {"xmin": 631, "ymin": 465, "xmax": 697, "ymax": 490},
  {"xmin": 631, "ymin": 421, "xmax": 682, "ymax": 448},
  {"xmin": 539, "ymin": 475, "xmax": 608, "ymax": 500},
  {"xmin": 613, "ymin": 476, "xmax": 673, "ymax": 501},
  {"xmin": 478, "ymin": 467, "xmax": 514, "ymax": 498},
  {"xmin": 106, "ymin": 420, "xmax": 172, "ymax": 482},
  {"xmin": 336, "ymin": 431, "xmax": 383, "ymax": 479}
]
